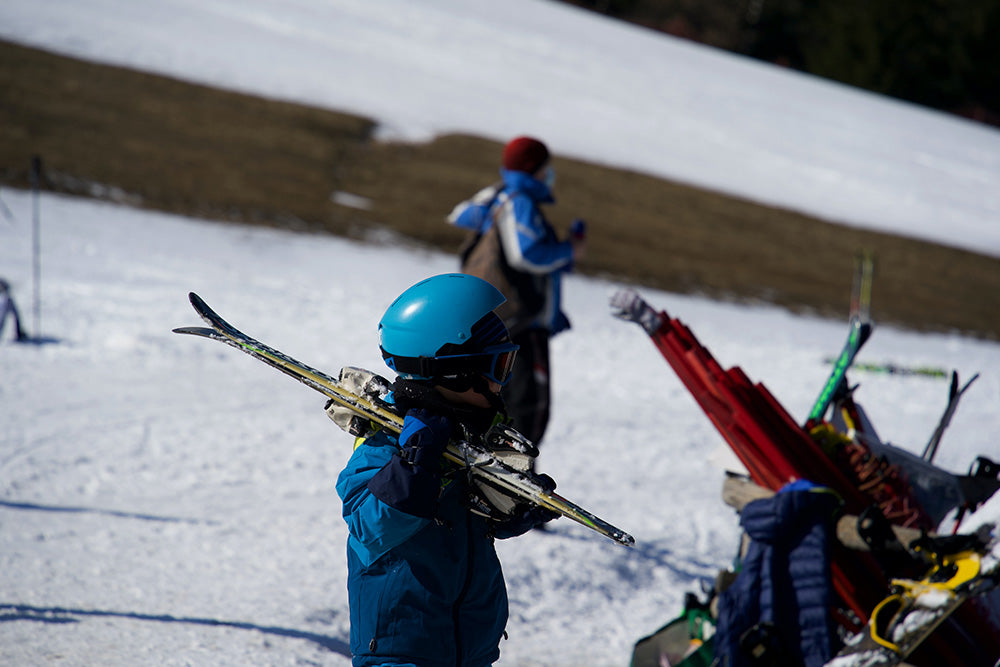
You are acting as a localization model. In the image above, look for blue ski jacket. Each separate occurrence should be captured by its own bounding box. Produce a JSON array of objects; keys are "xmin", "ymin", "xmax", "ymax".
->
[
  {"xmin": 336, "ymin": 429, "xmax": 508, "ymax": 667},
  {"xmin": 448, "ymin": 169, "xmax": 574, "ymax": 335},
  {"xmin": 714, "ymin": 482, "xmax": 840, "ymax": 667}
]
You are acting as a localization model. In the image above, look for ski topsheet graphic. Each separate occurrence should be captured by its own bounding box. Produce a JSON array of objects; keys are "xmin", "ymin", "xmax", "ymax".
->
[{"xmin": 174, "ymin": 292, "xmax": 634, "ymax": 547}]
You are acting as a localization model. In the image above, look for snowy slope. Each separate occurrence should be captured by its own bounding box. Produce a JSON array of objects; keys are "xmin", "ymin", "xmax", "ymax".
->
[
  {"xmin": 2, "ymin": 0, "xmax": 1000, "ymax": 256},
  {"xmin": 2, "ymin": 190, "xmax": 998, "ymax": 666},
  {"xmin": 2, "ymin": 0, "xmax": 1000, "ymax": 665}
]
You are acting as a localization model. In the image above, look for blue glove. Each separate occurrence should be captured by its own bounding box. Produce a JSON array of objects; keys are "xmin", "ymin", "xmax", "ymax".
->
[
  {"xmin": 367, "ymin": 409, "xmax": 451, "ymax": 518},
  {"xmin": 399, "ymin": 408, "xmax": 451, "ymax": 471},
  {"xmin": 570, "ymin": 218, "xmax": 586, "ymax": 239}
]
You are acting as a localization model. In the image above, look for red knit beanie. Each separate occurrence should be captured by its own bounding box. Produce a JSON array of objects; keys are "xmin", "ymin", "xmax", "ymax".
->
[{"xmin": 502, "ymin": 136, "xmax": 550, "ymax": 174}]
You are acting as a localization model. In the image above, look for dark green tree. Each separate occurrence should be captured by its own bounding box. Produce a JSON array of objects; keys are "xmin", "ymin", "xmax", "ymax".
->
[
  {"xmin": 795, "ymin": 0, "xmax": 997, "ymax": 115},
  {"xmin": 556, "ymin": 0, "xmax": 1000, "ymax": 125}
]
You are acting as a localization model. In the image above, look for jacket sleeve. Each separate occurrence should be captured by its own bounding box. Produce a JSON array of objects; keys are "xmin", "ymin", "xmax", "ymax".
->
[
  {"xmin": 335, "ymin": 433, "xmax": 431, "ymax": 565},
  {"xmin": 447, "ymin": 184, "xmax": 501, "ymax": 231},
  {"xmin": 496, "ymin": 194, "xmax": 574, "ymax": 275}
]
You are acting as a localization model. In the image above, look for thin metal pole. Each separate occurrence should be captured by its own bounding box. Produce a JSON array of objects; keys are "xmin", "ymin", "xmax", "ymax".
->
[{"xmin": 30, "ymin": 155, "xmax": 41, "ymax": 338}]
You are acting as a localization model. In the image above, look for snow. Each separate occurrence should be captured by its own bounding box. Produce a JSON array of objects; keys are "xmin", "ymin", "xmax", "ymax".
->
[
  {"xmin": 1, "ymin": 1, "xmax": 999, "ymax": 666},
  {"xmin": 3, "ymin": 0, "xmax": 1000, "ymax": 258},
  {"xmin": 911, "ymin": 589, "xmax": 952, "ymax": 612}
]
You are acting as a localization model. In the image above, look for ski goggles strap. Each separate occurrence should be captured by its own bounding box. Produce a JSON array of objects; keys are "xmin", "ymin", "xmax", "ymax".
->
[{"xmin": 383, "ymin": 343, "xmax": 519, "ymax": 386}]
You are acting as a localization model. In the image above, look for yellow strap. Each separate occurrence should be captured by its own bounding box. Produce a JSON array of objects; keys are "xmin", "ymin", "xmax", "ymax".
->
[
  {"xmin": 870, "ymin": 550, "xmax": 980, "ymax": 653},
  {"xmin": 868, "ymin": 594, "xmax": 903, "ymax": 653},
  {"xmin": 946, "ymin": 550, "xmax": 982, "ymax": 587},
  {"xmin": 905, "ymin": 549, "xmax": 981, "ymax": 590},
  {"xmin": 838, "ymin": 405, "xmax": 857, "ymax": 435}
]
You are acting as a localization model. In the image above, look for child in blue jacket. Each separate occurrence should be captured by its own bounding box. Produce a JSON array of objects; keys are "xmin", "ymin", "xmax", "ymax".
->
[{"xmin": 334, "ymin": 273, "xmax": 555, "ymax": 667}]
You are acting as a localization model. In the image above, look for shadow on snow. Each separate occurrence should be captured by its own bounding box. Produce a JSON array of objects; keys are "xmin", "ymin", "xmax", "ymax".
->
[
  {"xmin": 0, "ymin": 603, "xmax": 351, "ymax": 657},
  {"xmin": 0, "ymin": 500, "xmax": 219, "ymax": 525}
]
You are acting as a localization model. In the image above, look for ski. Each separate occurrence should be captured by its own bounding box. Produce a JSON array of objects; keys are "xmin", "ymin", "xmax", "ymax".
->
[
  {"xmin": 922, "ymin": 371, "xmax": 979, "ymax": 463},
  {"xmin": 827, "ymin": 360, "xmax": 947, "ymax": 379},
  {"xmin": 827, "ymin": 535, "xmax": 1000, "ymax": 667},
  {"xmin": 174, "ymin": 292, "xmax": 634, "ymax": 547},
  {"xmin": 806, "ymin": 253, "xmax": 874, "ymax": 426}
]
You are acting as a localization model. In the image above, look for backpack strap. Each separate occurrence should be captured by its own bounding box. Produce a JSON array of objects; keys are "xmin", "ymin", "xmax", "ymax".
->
[{"xmin": 457, "ymin": 183, "xmax": 505, "ymax": 264}]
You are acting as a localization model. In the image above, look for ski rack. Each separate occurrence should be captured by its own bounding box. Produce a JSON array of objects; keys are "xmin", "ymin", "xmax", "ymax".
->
[{"xmin": 612, "ymin": 287, "xmax": 1000, "ymax": 664}]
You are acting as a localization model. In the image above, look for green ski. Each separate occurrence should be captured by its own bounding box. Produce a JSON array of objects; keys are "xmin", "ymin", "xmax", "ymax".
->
[{"xmin": 806, "ymin": 252, "xmax": 874, "ymax": 426}]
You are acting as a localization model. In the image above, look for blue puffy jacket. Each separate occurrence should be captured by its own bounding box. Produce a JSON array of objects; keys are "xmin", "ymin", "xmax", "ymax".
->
[
  {"xmin": 448, "ymin": 169, "xmax": 574, "ymax": 335},
  {"xmin": 713, "ymin": 483, "xmax": 840, "ymax": 667},
  {"xmin": 336, "ymin": 429, "xmax": 508, "ymax": 667}
]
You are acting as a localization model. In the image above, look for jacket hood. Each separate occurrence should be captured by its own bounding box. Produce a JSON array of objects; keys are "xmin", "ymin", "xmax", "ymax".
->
[{"xmin": 500, "ymin": 168, "xmax": 555, "ymax": 204}]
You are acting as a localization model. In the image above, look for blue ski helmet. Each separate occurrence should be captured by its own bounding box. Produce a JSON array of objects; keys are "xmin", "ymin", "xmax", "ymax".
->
[{"xmin": 379, "ymin": 274, "xmax": 518, "ymax": 385}]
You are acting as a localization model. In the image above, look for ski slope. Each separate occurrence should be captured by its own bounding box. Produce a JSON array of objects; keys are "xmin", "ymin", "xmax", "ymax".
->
[
  {"xmin": 2, "ymin": 191, "xmax": 998, "ymax": 666},
  {"xmin": 2, "ymin": 0, "xmax": 1000, "ymax": 257},
  {"xmin": 2, "ymin": 1, "xmax": 1000, "ymax": 665}
]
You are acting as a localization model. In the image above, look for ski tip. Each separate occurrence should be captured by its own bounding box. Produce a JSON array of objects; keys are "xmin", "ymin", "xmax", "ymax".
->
[
  {"xmin": 172, "ymin": 326, "xmax": 216, "ymax": 337},
  {"xmin": 609, "ymin": 288, "xmax": 662, "ymax": 335}
]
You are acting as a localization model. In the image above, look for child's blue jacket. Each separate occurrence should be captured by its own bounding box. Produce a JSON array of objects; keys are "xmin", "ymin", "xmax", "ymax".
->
[{"xmin": 336, "ymin": 430, "xmax": 508, "ymax": 667}]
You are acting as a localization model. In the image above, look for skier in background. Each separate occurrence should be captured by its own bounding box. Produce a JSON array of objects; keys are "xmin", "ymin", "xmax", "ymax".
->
[
  {"xmin": 333, "ymin": 273, "xmax": 556, "ymax": 667},
  {"xmin": 447, "ymin": 136, "xmax": 586, "ymax": 450},
  {"xmin": 0, "ymin": 278, "xmax": 27, "ymax": 342}
]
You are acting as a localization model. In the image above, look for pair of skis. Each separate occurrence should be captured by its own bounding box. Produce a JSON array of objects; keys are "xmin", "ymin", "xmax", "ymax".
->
[{"xmin": 173, "ymin": 292, "xmax": 634, "ymax": 547}]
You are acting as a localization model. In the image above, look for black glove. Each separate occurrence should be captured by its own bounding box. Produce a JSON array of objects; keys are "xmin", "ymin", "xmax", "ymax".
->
[
  {"xmin": 367, "ymin": 408, "xmax": 451, "ymax": 518},
  {"xmin": 493, "ymin": 505, "xmax": 560, "ymax": 539}
]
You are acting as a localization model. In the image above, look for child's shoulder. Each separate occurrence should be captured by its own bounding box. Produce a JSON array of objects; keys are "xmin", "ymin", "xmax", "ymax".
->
[{"xmin": 343, "ymin": 428, "xmax": 398, "ymax": 468}]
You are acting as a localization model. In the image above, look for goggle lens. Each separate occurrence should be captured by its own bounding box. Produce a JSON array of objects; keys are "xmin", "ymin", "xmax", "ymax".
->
[
  {"xmin": 398, "ymin": 343, "xmax": 519, "ymax": 386},
  {"xmin": 488, "ymin": 349, "xmax": 517, "ymax": 386}
]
